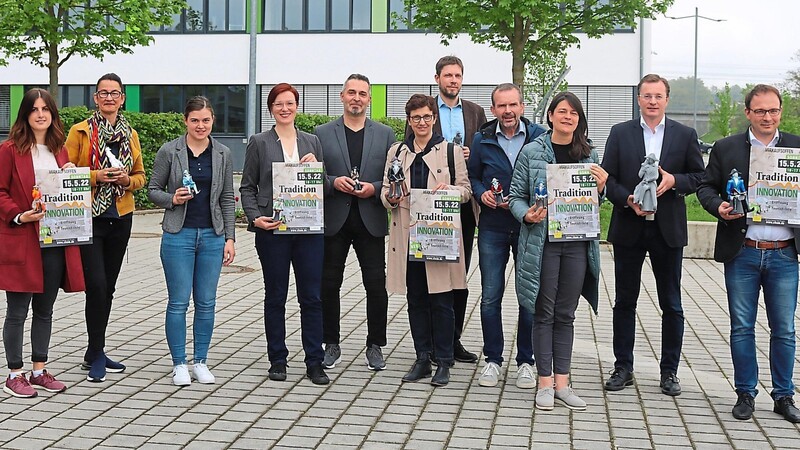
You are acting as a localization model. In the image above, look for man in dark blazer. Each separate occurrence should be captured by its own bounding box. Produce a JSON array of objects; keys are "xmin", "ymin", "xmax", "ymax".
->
[
  {"xmin": 404, "ymin": 55, "xmax": 487, "ymax": 363},
  {"xmin": 315, "ymin": 74, "xmax": 396, "ymax": 372},
  {"xmin": 697, "ymin": 84, "xmax": 800, "ymax": 423},
  {"xmin": 601, "ymin": 74, "xmax": 704, "ymax": 396}
]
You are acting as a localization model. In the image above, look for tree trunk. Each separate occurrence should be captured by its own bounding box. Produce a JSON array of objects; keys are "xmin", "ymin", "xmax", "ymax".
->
[
  {"xmin": 48, "ymin": 42, "xmax": 59, "ymax": 101},
  {"xmin": 510, "ymin": 16, "xmax": 526, "ymax": 88}
]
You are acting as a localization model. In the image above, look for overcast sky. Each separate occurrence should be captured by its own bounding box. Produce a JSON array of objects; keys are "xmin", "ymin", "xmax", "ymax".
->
[{"xmin": 650, "ymin": 0, "xmax": 799, "ymax": 88}]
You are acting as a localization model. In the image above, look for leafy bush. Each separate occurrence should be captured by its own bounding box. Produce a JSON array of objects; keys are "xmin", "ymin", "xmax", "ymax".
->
[
  {"xmin": 294, "ymin": 113, "xmax": 335, "ymax": 133},
  {"xmin": 60, "ymin": 106, "xmax": 185, "ymax": 209},
  {"xmin": 376, "ymin": 116, "xmax": 406, "ymax": 142}
]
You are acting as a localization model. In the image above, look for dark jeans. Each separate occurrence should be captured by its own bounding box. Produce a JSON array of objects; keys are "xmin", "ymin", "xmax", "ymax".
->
[
  {"xmin": 82, "ymin": 215, "xmax": 132, "ymax": 359},
  {"xmin": 406, "ymin": 261, "xmax": 454, "ymax": 365},
  {"xmin": 4, "ymin": 247, "xmax": 65, "ymax": 370},
  {"xmin": 321, "ymin": 214, "xmax": 388, "ymax": 347},
  {"xmin": 452, "ymin": 205, "xmax": 476, "ymax": 341},
  {"xmin": 534, "ymin": 241, "xmax": 587, "ymax": 376},
  {"xmin": 612, "ymin": 222, "xmax": 684, "ymax": 375},
  {"xmin": 255, "ymin": 230, "xmax": 324, "ymax": 367},
  {"xmin": 478, "ymin": 228, "xmax": 534, "ymax": 367}
]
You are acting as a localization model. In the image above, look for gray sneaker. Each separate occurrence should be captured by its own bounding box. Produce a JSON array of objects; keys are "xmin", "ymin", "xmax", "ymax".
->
[
  {"xmin": 555, "ymin": 386, "xmax": 587, "ymax": 410},
  {"xmin": 323, "ymin": 344, "xmax": 341, "ymax": 369},
  {"xmin": 536, "ymin": 387, "xmax": 555, "ymax": 411},
  {"xmin": 478, "ymin": 362, "xmax": 501, "ymax": 387},
  {"xmin": 365, "ymin": 345, "xmax": 386, "ymax": 371},
  {"xmin": 516, "ymin": 363, "xmax": 536, "ymax": 389}
]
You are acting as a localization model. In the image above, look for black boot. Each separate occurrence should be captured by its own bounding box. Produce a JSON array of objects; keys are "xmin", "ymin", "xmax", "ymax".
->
[
  {"xmin": 431, "ymin": 364, "xmax": 450, "ymax": 386},
  {"xmin": 402, "ymin": 353, "xmax": 432, "ymax": 382}
]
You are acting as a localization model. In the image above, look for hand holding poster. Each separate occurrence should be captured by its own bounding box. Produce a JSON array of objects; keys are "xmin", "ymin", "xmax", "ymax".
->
[
  {"xmin": 35, "ymin": 167, "xmax": 92, "ymax": 247},
  {"xmin": 272, "ymin": 162, "xmax": 324, "ymax": 234},
  {"xmin": 408, "ymin": 189, "xmax": 461, "ymax": 262},
  {"xmin": 545, "ymin": 163, "xmax": 600, "ymax": 241},
  {"xmin": 747, "ymin": 146, "xmax": 800, "ymax": 226}
]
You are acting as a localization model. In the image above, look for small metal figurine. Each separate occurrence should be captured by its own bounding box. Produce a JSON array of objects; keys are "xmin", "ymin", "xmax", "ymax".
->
[
  {"xmin": 534, "ymin": 180, "xmax": 548, "ymax": 209},
  {"xmin": 31, "ymin": 184, "xmax": 45, "ymax": 213},
  {"xmin": 351, "ymin": 166, "xmax": 362, "ymax": 191},
  {"xmin": 633, "ymin": 153, "xmax": 658, "ymax": 213},
  {"xmin": 453, "ymin": 132, "xmax": 463, "ymax": 146},
  {"xmin": 182, "ymin": 169, "xmax": 199, "ymax": 197},
  {"xmin": 387, "ymin": 156, "xmax": 408, "ymax": 200},
  {"xmin": 727, "ymin": 168, "xmax": 751, "ymax": 215},
  {"xmin": 272, "ymin": 197, "xmax": 285, "ymax": 222},
  {"xmin": 490, "ymin": 178, "xmax": 505, "ymax": 205}
]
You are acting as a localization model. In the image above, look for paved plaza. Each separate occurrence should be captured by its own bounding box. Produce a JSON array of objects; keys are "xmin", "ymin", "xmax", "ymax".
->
[{"xmin": 0, "ymin": 211, "xmax": 798, "ymax": 449}]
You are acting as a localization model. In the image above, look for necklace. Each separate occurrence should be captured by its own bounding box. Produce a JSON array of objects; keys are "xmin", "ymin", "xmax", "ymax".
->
[{"xmin": 413, "ymin": 140, "xmax": 427, "ymax": 153}]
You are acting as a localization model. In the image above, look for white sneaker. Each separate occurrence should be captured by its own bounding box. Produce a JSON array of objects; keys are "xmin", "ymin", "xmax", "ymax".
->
[
  {"xmin": 516, "ymin": 363, "xmax": 536, "ymax": 389},
  {"xmin": 192, "ymin": 363, "xmax": 215, "ymax": 384},
  {"xmin": 172, "ymin": 364, "xmax": 191, "ymax": 386},
  {"xmin": 478, "ymin": 362, "xmax": 501, "ymax": 387}
]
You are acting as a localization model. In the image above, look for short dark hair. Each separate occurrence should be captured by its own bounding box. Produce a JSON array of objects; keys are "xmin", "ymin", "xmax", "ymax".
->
[
  {"xmin": 343, "ymin": 73, "xmax": 370, "ymax": 91},
  {"xmin": 267, "ymin": 83, "xmax": 300, "ymax": 112},
  {"xmin": 637, "ymin": 74, "xmax": 670, "ymax": 97},
  {"xmin": 7, "ymin": 88, "xmax": 65, "ymax": 156},
  {"xmin": 491, "ymin": 83, "xmax": 523, "ymax": 106},
  {"xmin": 184, "ymin": 95, "xmax": 214, "ymax": 119},
  {"xmin": 405, "ymin": 94, "xmax": 437, "ymax": 117},
  {"xmin": 435, "ymin": 55, "xmax": 463, "ymax": 76},
  {"xmin": 745, "ymin": 84, "xmax": 782, "ymax": 109},
  {"xmin": 96, "ymin": 73, "xmax": 124, "ymax": 91}
]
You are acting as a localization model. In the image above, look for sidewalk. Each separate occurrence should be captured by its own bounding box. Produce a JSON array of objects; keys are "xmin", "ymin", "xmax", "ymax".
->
[{"xmin": 0, "ymin": 212, "xmax": 797, "ymax": 449}]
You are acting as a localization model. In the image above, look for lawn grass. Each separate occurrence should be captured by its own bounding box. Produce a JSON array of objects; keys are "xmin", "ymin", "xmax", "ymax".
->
[{"xmin": 599, "ymin": 193, "xmax": 715, "ymax": 241}]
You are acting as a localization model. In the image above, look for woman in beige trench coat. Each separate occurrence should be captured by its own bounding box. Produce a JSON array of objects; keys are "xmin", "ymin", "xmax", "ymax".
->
[{"xmin": 381, "ymin": 94, "xmax": 471, "ymax": 387}]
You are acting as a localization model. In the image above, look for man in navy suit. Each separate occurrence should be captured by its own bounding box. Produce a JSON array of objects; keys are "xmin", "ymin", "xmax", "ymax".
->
[
  {"xmin": 601, "ymin": 74, "xmax": 704, "ymax": 396},
  {"xmin": 315, "ymin": 74, "xmax": 396, "ymax": 372}
]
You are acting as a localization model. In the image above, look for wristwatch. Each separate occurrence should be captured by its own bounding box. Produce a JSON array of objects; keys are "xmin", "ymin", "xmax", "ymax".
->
[{"xmin": 13, "ymin": 213, "xmax": 23, "ymax": 225}]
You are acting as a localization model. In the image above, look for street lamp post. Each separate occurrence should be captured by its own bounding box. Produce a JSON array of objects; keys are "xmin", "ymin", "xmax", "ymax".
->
[{"xmin": 666, "ymin": 7, "xmax": 725, "ymax": 131}]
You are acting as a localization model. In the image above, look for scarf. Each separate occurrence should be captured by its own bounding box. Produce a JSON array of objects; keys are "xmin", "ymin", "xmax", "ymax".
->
[{"xmin": 87, "ymin": 110, "xmax": 133, "ymax": 217}]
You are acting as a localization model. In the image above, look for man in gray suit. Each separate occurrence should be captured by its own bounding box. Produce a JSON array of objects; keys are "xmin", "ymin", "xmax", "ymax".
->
[{"xmin": 315, "ymin": 74, "xmax": 396, "ymax": 371}]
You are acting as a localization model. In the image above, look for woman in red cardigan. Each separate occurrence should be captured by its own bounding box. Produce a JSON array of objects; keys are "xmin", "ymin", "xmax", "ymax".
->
[{"xmin": 0, "ymin": 88, "xmax": 85, "ymax": 398}]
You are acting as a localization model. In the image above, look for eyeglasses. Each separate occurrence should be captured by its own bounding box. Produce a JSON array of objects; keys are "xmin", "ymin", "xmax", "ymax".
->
[
  {"xmin": 409, "ymin": 114, "xmax": 434, "ymax": 124},
  {"xmin": 95, "ymin": 90, "xmax": 123, "ymax": 99},
  {"xmin": 273, "ymin": 101, "xmax": 296, "ymax": 109},
  {"xmin": 638, "ymin": 94, "xmax": 665, "ymax": 102},
  {"xmin": 749, "ymin": 108, "xmax": 782, "ymax": 117}
]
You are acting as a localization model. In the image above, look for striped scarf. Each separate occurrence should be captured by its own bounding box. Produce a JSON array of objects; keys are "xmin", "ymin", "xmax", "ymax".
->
[{"xmin": 87, "ymin": 110, "xmax": 133, "ymax": 217}]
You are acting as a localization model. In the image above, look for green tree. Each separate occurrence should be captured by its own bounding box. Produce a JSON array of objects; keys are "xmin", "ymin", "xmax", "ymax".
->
[
  {"xmin": 0, "ymin": 1, "xmax": 185, "ymax": 98},
  {"xmin": 400, "ymin": 0, "xmax": 673, "ymax": 86},
  {"xmin": 707, "ymin": 83, "xmax": 736, "ymax": 139},
  {"xmin": 665, "ymin": 77, "xmax": 715, "ymax": 113}
]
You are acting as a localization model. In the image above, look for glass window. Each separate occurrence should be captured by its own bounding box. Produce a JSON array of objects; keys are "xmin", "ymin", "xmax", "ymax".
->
[
  {"xmin": 227, "ymin": 86, "xmax": 247, "ymax": 134},
  {"xmin": 184, "ymin": 0, "xmax": 205, "ymax": 32},
  {"xmin": 229, "ymin": 0, "xmax": 247, "ymax": 31},
  {"xmin": 264, "ymin": 0, "xmax": 283, "ymax": 30},
  {"xmin": 389, "ymin": 0, "xmax": 408, "ymax": 31},
  {"xmin": 162, "ymin": 86, "xmax": 183, "ymax": 114},
  {"xmin": 140, "ymin": 86, "xmax": 162, "ymax": 113},
  {"xmin": 331, "ymin": 0, "xmax": 349, "ymax": 31},
  {"xmin": 207, "ymin": 0, "xmax": 226, "ymax": 31},
  {"xmin": 352, "ymin": 0, "xmax": 370, "ymax": 30},
  {"xmin": 284, "ymin": 1, "xmax": 303, "ymax": 30},
  {"xmin": 140, "ymin": 85, "xmax": 247, "ymax": 135},
  {"xmin": 308, "ymin": 0, "xmax": 327, "ymax": 31},
  {"xmin": 64, "ymin": 86, "xmax": 88, "ymax": 107}
]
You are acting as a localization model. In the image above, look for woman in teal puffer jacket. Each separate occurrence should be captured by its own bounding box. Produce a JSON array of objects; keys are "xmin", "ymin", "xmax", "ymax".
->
[{"xmin": 509, "ymin": 91, "xmax": 606, "ymax": 412}]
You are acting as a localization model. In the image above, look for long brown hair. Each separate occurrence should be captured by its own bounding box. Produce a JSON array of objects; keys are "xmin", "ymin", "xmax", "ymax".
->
[
  {"xmin": 7, "ymin": 88, "xmax": 65, "ymax": 155},
  {"xmin": 546, "ymin": 91, "xmax": 591, "ymax": 160}
]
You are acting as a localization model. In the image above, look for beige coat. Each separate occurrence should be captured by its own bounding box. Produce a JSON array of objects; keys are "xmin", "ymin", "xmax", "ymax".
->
[{"xmin": 381, "ymin": 140, "xmax": 472, "ymax": 294}]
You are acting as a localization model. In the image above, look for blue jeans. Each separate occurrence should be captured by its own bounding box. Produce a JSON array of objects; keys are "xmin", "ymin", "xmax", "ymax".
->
[
  {"xmin": 478, "ymin": 229, "xmax": 534, "ymax": 367},
  {"xmin": 255, "ymin": 230, "xmax": 325, "ymax": 367},
  {"xmin": 724, "ymin": 245, "xmax": 798, "ymax": 399},
  {"xmin": 161, "ymin": 228, "xmax": 224, "ymax": 365}
]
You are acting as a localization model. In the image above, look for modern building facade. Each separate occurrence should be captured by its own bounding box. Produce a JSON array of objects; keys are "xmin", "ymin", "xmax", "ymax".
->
[{"xmin": 0, "ymin": 1, "xmax": 653, "ymax": 169}]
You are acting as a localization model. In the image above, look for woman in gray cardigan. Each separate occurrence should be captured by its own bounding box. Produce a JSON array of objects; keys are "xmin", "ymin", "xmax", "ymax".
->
[{"xmin": 148, "ymin": 96, "xmax": 236, "ymax": 387}]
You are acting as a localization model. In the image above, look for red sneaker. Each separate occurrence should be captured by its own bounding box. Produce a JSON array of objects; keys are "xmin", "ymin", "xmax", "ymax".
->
[
  {"xmin": 29, "ymin": 370, "xmax": 67, "ymax": 393},
  {"xmin": 3, "ymin": 375, "xmax": 38, "ymax": 398}
]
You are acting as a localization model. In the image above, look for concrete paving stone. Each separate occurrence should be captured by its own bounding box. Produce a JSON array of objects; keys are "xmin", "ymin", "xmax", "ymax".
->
[
  {"xmin": 2, "ymin": 437, "xmax": 52, "ymax": 450},
  {"xmin": 21, "ymin": 426, "xmax": 72, "ymax": 441},
  {"xmin": 0, "ymin": 418, "xmax": 41, "ymax": 433},
  {"xmin": 650, "ymin": 434, "xmax": 692, "ymax": 446},
  {"xmin": 572, "ymin": 440, "xmax": 613, "ymax": 450},
  {"xmin": 52, "ymin": 436, "xmax": 104, "ymax": 449},
  {"xmin": 118, "ymin": 423, "xmax": 166, "ymax": 437},
  {"xmin": 229, "ymin": 437, "xmax": 270, "ymax": 449},
  {"xmin": 239, "ymin": 426, "xmax": 286, "ymax": 441},
  {"xmin": 102, "ymin": 407, "xmax": 145, "ymax": 419},
  {"xmin": 183, "ymin": 440, "xmax": 228, "ymax": 450},
  {"xmin": 318, "ymin": 432, "xmax": 366, "ymax": 446},
  {"xmin": 99, "ymin": 434, "xmax": 150, "ymax": 448},
  {"xmin": 250, "ymin": 417, "xmax": 295, "ymax": 430},
  {"xmin": 273, "ymin": 434, "xmax": 323, "ymax": 448},
  {"xmin": 490, "ymin": 433, "xmax": 532, "ymax": 447},
  {"xmin": 328, "ymin": 423, "xmax": 372, "ymax": 436},
  {"xmin": 612, "ymin": 437, "xmax": 654, "ymax": 449},
  {"xmin": 362, "ymin": 441, "xmax": 405, "ymax": 450}
]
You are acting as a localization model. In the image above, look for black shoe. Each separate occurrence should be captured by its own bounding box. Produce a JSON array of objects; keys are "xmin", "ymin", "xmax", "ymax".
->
[
  {"xmin": 604, "ymin": 367, "xmax": 634, "ymax": 391},
  {"xmin": 773, "ymin": 396, "xmax": 800, "ymax": 423},
  {"xmin": 402, "ymin": 356, "xmax": 432, "ymax": 383},
  {"xmin": 732, "ymin": 391, "xmax": 755, "ymax": 420},
  {"xmin": 430, "ymin": 365, "xmax": 450, "ymax": 387},
  {"xmin": 268, "ymin": 362, "xmax": 287, "ymax": 381},
  {"xmin": 660, "ymin": 373, "xmax": 682, "ymax": 396},
  {"xmin": 454, "ymin": 341, "xmax": 478, "ymax": 363},
  {"xmin": 306, "ymin": 364, "xmax": 330, "ymax": 385}
]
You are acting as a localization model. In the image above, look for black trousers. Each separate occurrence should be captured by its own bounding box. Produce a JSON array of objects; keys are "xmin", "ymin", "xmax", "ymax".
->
[
  {"xmin": 4, "ymin": 247, "xmax": 65, "ymax": 370},
  {"xmin": 321, "ymin": 213, "xmax": 388, "ymax": 347},
  {"xmin": 452, "ymin": 204, "xmax": 475, "ymax": 341},
  {"xmin": 406, "ymin": 261, "xmax": 454, "ymax": 365},
  {"xmin": 612, "ymin": 221, "xmax": 684, "ymax": 375},
  {"xmin": 81, "ymin": 215, "xmax": 132, "ymax": 359}
]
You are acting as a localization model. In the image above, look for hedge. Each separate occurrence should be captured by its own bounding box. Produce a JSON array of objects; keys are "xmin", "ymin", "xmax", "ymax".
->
[{"xmin": 58, "ymin": 107, "xmax": 407, "ymax": 209}]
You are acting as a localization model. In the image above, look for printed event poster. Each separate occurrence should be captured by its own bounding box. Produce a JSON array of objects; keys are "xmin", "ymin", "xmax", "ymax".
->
[
  {"xmin": 35, "ymin": 167, "xmax": 92, "ymax": 247},
  {"xmin": 271, "ymin": 162, "xmax": 324, "ymax": 234},
  {"xmin": 545, "ymin": 163, "xmax": 600, "ymax": 241},
  {"xmin": 408, "ymin": 189, "xmax": 461, "ymax": 262},
  {"xmin": 747, "ymin": 146, "xmax": 800, "ymax": 226}
]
